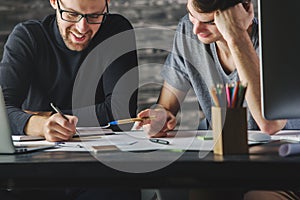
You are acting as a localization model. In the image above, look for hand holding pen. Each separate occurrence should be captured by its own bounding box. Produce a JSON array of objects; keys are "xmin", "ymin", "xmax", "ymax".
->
[
  {"xmin": 47, "ymin": 103, "xmax": 78, "ymax": 142},
  {"xmin": 136, "ymin": 107, "xmax": 177, "ymax": 138}
]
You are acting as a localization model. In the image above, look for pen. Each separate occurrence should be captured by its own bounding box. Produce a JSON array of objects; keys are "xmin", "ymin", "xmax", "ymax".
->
[
  {"xmin": 237, "ymin": 82, "xmax": 248, "ymax": 107},
  {"xmin": 50, "ymin": 103, "xmax": 79, "ymax": 134},
  {"xmin": 109, "ymin": 116, "xmax": 156, "ymax": 125},
  {"xmin": 231, "ymin": 81, "xmax": 240, "ymax": 108},
  {"xmin": 55, "ymin": 142, "xmax": 83, "ymax": 148},
  {"xmin": 149, "ymin": 138, "xmax": 170, "ymax": 145},
  {"xmin": 50, "ymin": 103, "xmax": 69, "ymax": 121},
  {"xmin": 225, "ymin": 83, "xmax": 231, "ymax": 108}
]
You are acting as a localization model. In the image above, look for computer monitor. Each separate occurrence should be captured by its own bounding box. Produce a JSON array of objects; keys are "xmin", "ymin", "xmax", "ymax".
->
[{"xmin": 259, "ymin": 0, "xmax": 300, "ymax": 120}]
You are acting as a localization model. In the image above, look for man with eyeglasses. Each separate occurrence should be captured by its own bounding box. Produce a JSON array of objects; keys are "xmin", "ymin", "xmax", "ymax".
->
[
  {"xmin": 0, "ymin": 1, "xmax": 140, "ymax": 199},
  {"xmin": 0, "ymin": 0, "xmax": 139, "ymax": 143}
]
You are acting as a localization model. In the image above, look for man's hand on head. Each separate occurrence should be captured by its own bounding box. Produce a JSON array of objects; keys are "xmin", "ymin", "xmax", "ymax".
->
[{"xmin": 214, "ymin": 2, "xmax": 254, "ymax": 42}]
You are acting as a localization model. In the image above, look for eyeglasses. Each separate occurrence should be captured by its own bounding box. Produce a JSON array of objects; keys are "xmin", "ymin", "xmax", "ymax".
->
[{"xmin": 56, "ymin": 0, "xmax": 109, "ymax": 24}]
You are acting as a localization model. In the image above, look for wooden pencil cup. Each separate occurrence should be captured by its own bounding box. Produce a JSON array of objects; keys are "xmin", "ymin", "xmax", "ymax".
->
[{"xmin": 212, "ymin": 106, "xmax": 248, "ymax": 155}]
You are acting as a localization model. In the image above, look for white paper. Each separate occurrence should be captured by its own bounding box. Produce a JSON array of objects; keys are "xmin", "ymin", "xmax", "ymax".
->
[
  {"xmin": 271, "ymin": 130, "xmax": 300, "ymax": 142},
  {"xmin": 13, "ymin": 130, "xmax": 276, "ymax": 153},
  {"xmin": 75, "ymin": 127, "xmax": 113, "ymax": 137},
  {"xmin": 114, "ymin": 130, "xmax": 214, "ymax": 152},
  {"xmin": 279, "ymin": 143, "xmax": 300, "ymax": 157},
  {"xmin": 12, "ymin": 135, "xmax": 44, "ymax": 141}
]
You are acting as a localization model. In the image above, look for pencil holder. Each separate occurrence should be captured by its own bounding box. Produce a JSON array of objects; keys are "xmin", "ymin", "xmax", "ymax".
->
[{"xmin": 212, "ymin": 106, "xmax": 248, "ymax": 155}]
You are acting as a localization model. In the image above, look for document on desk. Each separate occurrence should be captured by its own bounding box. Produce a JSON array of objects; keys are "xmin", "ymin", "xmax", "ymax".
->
[
  {"xmin": 12, "ymin": 127, "xmax": 115, "ymax": 152},
  {"xmin": 12, "ymin": 127, "xmax": 113, "ymax": 142},
  {"xmin": 14, "ymin": 129, "xmax": 286, "ymax": 153},
  {"xmin": 16, "ymin": 130, "xmax": 214, "ymax": 152},
  {"xmin": 14, "ymin": 139, "xmax": 94, "ymax": 152},
  {"xmin": 270, "ymin": 130, "xmax": 300, "ymax": 157},
  {"xmin": 109, "ymin": 130, "xmax": 215, "ymax": 152},
  {"xmin": 12, "ymin": 135, "xmax": 44, "ymax": 141},
  {"xmin": 75, "ymin": 127, "xmax": 114, "ymax": 137},
  {"xmin": 271, "ymin": 130, "xmax": 300, "ymax": 142},
  {"xmin": 56, "ymin": 130, "xmax": 215, "ymax": 152}
]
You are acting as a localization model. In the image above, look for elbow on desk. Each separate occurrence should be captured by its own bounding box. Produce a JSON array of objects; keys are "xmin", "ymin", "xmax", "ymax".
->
[{"xmin": 258, "ymin": 119, "xmax": 287, "ymax": 135}]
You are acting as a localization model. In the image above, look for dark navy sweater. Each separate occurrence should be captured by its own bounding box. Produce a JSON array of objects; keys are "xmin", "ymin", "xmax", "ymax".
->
[{"xmin": 0, "ymin": 14, "xmax": 138, "ymax": 135}]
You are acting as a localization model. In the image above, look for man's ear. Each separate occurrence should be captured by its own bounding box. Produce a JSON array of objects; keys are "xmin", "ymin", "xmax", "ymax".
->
[{"xmin": 49, "ymin": 0, "xmax": 57, "ymax": 10}]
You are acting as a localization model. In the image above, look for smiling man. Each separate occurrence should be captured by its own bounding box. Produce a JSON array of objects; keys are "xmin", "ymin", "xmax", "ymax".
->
[
  {"xmin": 55, "ymin": 0, "xmax": 106, "ymax": 51},
  {"xmin": 0, "ymin": 1, "xmax": 141, "ymax": 199},
  {"xmin": 0, "ymin": 0, "xmax": 138, "ymax": 142}
]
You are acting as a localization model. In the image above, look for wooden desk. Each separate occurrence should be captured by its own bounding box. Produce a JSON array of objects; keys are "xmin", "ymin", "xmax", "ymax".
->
[{"xmin": 0, "ymin": 141, "xmax": 300, "ymax": 190}]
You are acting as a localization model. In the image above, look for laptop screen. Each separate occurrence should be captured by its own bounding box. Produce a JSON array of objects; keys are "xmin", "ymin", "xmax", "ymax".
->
[{"xmin": 0, "ymin": 86, "xmax": 17, "ymax": 153}]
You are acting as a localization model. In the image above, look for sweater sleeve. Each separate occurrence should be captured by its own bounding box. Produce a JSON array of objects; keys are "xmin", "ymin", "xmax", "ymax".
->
[{"xmin": 0, "ymin": 23, "xmax": 36, "ymax": 135}]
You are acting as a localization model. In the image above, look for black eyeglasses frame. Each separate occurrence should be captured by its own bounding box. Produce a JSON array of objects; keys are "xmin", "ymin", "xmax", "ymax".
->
[{"xmin": 56, "ymin": 0, "xmax": 109, "ymax": 24}]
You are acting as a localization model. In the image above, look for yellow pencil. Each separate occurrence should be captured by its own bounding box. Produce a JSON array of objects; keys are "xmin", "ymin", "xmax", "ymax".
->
[{"xmin": 109, "ymin": 116, "xmax": 156, "ymax": 125}]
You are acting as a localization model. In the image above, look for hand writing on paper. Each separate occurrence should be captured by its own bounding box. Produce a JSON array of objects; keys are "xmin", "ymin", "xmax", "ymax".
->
[
  {"xmin": 42, "ymin": 113, "xmax": 78, "ymax": 142},
  {"xmin": 24, "ymin": 110, "xmax": 78, "ymax": 142},
  {"xmin": 136, "ymin": 106, "xmax": 177, "ymax": 138}
]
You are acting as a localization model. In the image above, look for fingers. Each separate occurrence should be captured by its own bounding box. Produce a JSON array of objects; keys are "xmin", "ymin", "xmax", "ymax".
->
[
  {"xmin": 44, "ymin": 114, "xmax": 78, "ymax": 142},
  {"xmin": 137, "ymin": 109, "xmax": 151, "ymax": 118},
  {"xmin": 136, "ymin": 109, "xmax": 152, "ymax": 129},
  {"xmin": 136, "ymin": 107, "xmax": 177, "ymax": 137},
  {"xmin": 167, "ymin": 115, "xmax": 177, "ymax": 130},
  {"xmin": 247, "ymin": 3, "xmax": 254, "ymax": 18}
]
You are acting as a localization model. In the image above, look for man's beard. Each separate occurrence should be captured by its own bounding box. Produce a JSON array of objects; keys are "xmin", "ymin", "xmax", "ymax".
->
[{"xmin": 63, "ymin": 27, "xmax": 92, "ymax": 51}]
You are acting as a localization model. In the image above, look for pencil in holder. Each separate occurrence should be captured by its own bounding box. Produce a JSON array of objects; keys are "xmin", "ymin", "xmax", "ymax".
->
[{"xmin": 212, "ymin": 106, "xmax": 248, "ymax": 155}]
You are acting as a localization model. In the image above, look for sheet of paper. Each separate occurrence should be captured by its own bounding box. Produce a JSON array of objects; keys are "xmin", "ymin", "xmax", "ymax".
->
[
  {"xmin": 110, "ymin": 130, "xmax": 214, "ymax": 152},
  {"xmin": 11, "ymin": 127, "xmax": 113, "ymax": 142},
  {"xmin": 14, "ymin": 130, "xmax": 279, "ymax": 152},
  {"xmin": 12, "ymin": 135, "xmax": 44, "ymax": 141},
  {"xmin": 271, "ymin": 130, "xmax": 300, "ymax": 142},
  {"xmin": 14, "ymin": 140, "xmax": 55, "ymax": 146},
  {"xmin": 14, "ymin": 130, "xmax": 213, "ymax": 152},
  {"xmin": 75, "ymin": 127, "xmax": 114, "ymax": 137}
]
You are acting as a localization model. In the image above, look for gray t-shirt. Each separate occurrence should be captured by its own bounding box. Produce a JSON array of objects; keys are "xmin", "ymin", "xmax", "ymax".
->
[{"xmin": 161, "ymin": 14, "xmax": 300, "ymax": 130}]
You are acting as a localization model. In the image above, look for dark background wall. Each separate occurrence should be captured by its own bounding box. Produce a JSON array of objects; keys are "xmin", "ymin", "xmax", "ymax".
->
[
  {"xmin": 0, "ymin": 0, "xmax": 190, "ymax": 59},
  {"xmin": 0, "ymin": 0, "xmax": 258, "ymax": 126}
]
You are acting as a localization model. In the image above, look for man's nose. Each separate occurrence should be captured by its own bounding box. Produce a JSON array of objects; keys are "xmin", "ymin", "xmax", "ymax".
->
[
  {"xmin": 76, "ymin": 17, "xmax": 89, "ymax": 33},
  {"xmin": 193, "ymin": 21, "xmax": 203, "ymax": 35}
]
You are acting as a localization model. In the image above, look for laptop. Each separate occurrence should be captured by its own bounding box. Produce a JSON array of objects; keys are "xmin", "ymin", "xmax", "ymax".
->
[{"xmin": 0, "ymin": 86, "xmax": 56, "ymax": 154}]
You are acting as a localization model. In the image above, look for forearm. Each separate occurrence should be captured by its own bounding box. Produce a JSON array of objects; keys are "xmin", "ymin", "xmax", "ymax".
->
[
  {"xmin": 228, "ymin": 33, "xmax": 286, "ymax": 133},
  {"xmin": 24, "ymin": 111, "xmax": 78, "ymax": 142},
  {"xmin": 157, "ymin": 82, "xmax": 187, "ymax": 116},
  {"xmin": 24, "ymin": 115, "xmax": 49, "ymax": 137}
]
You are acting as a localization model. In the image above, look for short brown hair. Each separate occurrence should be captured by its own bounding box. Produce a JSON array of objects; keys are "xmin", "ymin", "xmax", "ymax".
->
[{"xmin": 192, "ymin": 0, "xmax": 251, "ymax": 13}]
